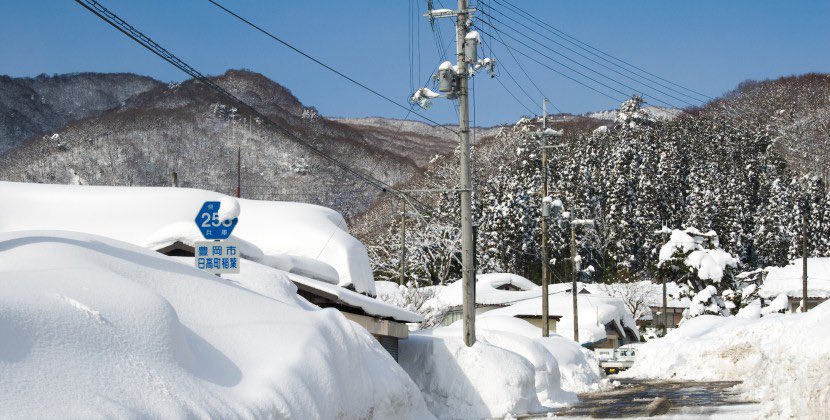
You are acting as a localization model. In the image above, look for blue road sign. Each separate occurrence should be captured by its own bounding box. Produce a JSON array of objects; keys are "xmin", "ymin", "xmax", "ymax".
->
[{"xmin": 195, "ymin": 201, "xmax": 238, "ymax": 240}]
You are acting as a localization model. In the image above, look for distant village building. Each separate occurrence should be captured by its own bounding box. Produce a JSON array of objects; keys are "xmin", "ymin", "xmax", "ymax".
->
[{"xmin": 760, "ymin": 258, "xmax": 830, "ymax": 313}]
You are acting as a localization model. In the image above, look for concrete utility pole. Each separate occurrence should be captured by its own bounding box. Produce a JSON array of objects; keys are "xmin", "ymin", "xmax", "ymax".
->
[
  {"xmin": 456, "ymin": 0, "xmax": 476, "ymax": 347},
  {"xmin": 660, "ymin": 225, "xmax": 669, "ymax": 336},
  {"xmin": 540, "ymin": 99, "xmax": 551, "ymax": 337},
  {"xmin": 399, "ymin": 198, "xmax": 407, "ymax": 286},
  {"xmin": 570, "ymin": 214, "xmax": 579, "ymax": 343},
  {"xmin": 802, "ymin": 210, "xmax": 809, "ymax": 312}
]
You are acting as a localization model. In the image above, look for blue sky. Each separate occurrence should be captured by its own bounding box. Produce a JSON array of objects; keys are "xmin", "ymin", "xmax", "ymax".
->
[{"xmin": 1, "ymin": 1, "xmax": 828, "ymax": 126}]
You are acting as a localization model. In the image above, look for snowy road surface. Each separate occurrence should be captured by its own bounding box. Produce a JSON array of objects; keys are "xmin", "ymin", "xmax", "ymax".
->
[{"xmin": 529, "ymin": 379, "xmax": 760, "ymax": 419}]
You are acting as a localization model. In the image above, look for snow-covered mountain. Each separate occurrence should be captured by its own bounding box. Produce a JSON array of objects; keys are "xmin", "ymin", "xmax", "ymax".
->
[
  {"xmin": 0, "ymin": 70, "xmax": 471, "ymax": 216},
  {"xmin": 0, "ymin": 73, "xmax": 161, "ymax": 154}
]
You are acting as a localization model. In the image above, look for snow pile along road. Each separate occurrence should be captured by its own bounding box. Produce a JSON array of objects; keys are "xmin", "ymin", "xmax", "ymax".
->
[
  {"xmin": 455, "ymin": 316, "xmax": 606, "ymax": 393},
  {"xmin": 0, "ymin": 230, "xmax": 432, "ymax": 419},
  {"xmin": 622, "ymin": 301, "xmax": 830, "ymax": 418},
  {"xmin": 399, "ymin": 315, "xmax": 607, "ymax": 419}
]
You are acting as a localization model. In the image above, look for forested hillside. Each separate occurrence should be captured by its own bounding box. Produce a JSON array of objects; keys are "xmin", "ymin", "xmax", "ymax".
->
[
  {"xmin": 0, "ymin": 73, "xmax": 160, "ymax": 154},
  {"xmin": 0, "ymin": 70, "xmax": 467, "ymax": 216},
  {"xmin": 362, "ymin": 74, "xmax": 830, "ymax": 285}
]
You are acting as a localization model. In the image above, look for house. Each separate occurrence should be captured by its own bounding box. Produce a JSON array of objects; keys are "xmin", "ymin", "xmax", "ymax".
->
[
  {"xmin": 760, "ymin": 257, "xmax": 830, "ymax": 313},
  {"xmin": 155, "ymin": 241, "xmax": 421, "ymax": 361},
  {"xmin": 646, "ymin": 300, "xmax": 688, "ymax": 330},
  {"xmin": 0, "ymin": 182, "xmax": 423, "ymax": 361},
  {"xmin": 432, "ymin": 274, "xmax": 592, "ymax": 326},
  {"xmin": 481, "ymin": 293, "xmax": 640, "ymax": 349}
]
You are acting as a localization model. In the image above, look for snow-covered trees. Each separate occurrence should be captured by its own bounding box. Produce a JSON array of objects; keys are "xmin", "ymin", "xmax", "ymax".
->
[
  {"xmin": 657, "ymin": 228, "xmax": 741, "ymax": 317},
  {"xmin": 367, "ymin": 92, "xmax": 829, "ymax": 286}
]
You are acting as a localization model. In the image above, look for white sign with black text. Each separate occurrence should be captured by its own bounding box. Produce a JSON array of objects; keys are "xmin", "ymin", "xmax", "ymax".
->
[{"xmin": 194, "ymin": 239, "xmax": 241, "ymax": 274}]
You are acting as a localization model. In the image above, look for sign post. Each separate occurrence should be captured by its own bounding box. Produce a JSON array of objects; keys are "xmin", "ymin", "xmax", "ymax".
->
[{"xmin": 194, "ymin": 201, "xmax": 240, "ymax": 275}]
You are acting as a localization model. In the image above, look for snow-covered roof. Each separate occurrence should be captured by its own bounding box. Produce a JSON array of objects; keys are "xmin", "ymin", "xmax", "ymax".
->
[
  {"xmin": 761, "ymin": 258, "xmax": 830, "ymax": 299},
  {"xmin": 482, "ymin": 294, "xmax": 640, "ymax": 345},
  {"xmin": 429, "ymin": 273, "xmax": 541, "ymax": 307},
  {"xmin": 287, "ymin": 272, "xmax": 423, "ymax": 323},
  {"xmin": 0, "ymin": 230, "xmax": 430, "ymax": 418},
  {"xmin": 0, "ymin": 181, "xmax": 376, "ymax": 295}
]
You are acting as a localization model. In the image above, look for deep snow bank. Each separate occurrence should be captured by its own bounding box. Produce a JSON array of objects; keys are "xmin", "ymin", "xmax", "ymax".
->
[
  {"xmin": 0, "ymin": 181, "xmax": 375, "ymax": 295},
  {"xmin": 465, "ymin": 316, "xmax": 606, "ymax": 393},
  {"xmin": 622, "ymin": 302, "xmax": 830, "ymax": 418},
  {"xmin": 399, "ymin": 315, "xmax": 606, "ymax": 419},
  {"xmin": 0, "ymin": 230, "xmax": 431, "ymax": 419},
  {"xmin": 399, "ymin": 331, "xmax": 548, "ymax": 419}
]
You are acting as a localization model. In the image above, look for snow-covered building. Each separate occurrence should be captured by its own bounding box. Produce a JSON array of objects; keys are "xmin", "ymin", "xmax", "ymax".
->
[
  {"xmin": 428, "ymin": 273, "xmax": 542, "ymax": 326},
  {"xmin": 761, "ymin": 258, "xmax": 830, "ymax": 312},
  {"xmin": 646, "ymin": 299, "xmax": 689, "ymax": 330},
  {"xmin": 0, "ymin": 182, "xmax": 422, "ymax": 359},
  {"xmin": 427, "ymin": 274, "xmax": 591, "ymax": 326},
  {"xmin": 482, "ymin": 294, "xmax": 640, "ymax": 349}
]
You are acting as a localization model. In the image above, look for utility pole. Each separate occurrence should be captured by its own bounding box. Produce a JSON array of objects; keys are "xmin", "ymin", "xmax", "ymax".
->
[
  {"xmin": 570, "ymin": 214, "xmax": 579, "ymax": 343},
  {"xmin": 456, "ymin": 0, "xmax": 476, "ymax": 347},
  {"xmin": 540, "ymin": 99, "xmax": 550, "ymax": 337},
  {"xmin": 802, "ymin": 210, "xmax": 809, "ymax": 312},
  {"xmin": 660, "ymin": 225, "xmax": 669, "ymax": 336},
  {"xmin": 399, "ymin": 198, "xmax": 407, "ymax": 286},
  {"xmin": 236, "ymin": 146, "xmax": 241, "ymax": 198},
  {"xmin": 416, "ymin": 1, "xmax": 492, "ymax": 346}
]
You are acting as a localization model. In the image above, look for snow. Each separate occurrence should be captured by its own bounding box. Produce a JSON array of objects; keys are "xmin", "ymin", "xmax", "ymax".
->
[
  {"xmin": 464, "ymin": 30, "xmax": 481, "ymax": 43},
  {"xmin": 622, "ymin": 300, "xmax": 830, "ymax": 418},
  {"xmin": 450, "ymin": 316, "xmax": 606, "ymax": 393},
  {"xmin": 217, "ymin": 196, "xmax": 240, "ymax": 222},
  {"xmin": 0, "ymin": 230, "xmax": 432, "ymax": 419},
  {"xmin": 427, "ymin": 273, "xmax": 540, "ymax": 308},
  {"xmin": 761, "ymin": 257, "xmax": 830, "ymax": 299},
  {"xmin": 481, "ymin": 293, "xmax": 640, "ymax": 346},
  {"xmin": 586, "ymin": 106, "xmax": 682, "ymax": 121},
  {"xmin": 660, "ymin": 228, "xmax": 737, "ymax": 282},
  {"xmin": 438, "ymin": 61, "xmax": 453, "ymax": 71},
  {"xmin": 0, "ymin": 181, "xmax": 376, "ymax": 296},
  {"xmin": 400, "ymin": 332, "xmax": 545, "ymax": 419},
  {"xmin": 761, "ymin": 293, "xmax": 789, "ymax": 315}
]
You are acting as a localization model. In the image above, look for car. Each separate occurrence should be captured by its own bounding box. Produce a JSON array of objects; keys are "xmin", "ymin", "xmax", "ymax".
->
[{"xmin": 599, "ymin": 344, "xmax": 641, "ymax": 375}]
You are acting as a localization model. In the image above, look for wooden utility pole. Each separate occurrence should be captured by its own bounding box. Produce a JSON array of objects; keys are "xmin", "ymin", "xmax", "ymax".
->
[
  {"xmin": 802, "ymin": 210, "xmax": 809, "ymax": 312},
  {"xmin": 456, "ymin": 0, "xmax": 476, "ymax": 347},
  {"xmin": 570, "ymin": 214, "xmax": 579, "ymax": 343},
  {"xmin": 236, "ymin": 146, "xmax": 241, "ymax": 198},
  {"xmin": 399, "ymin": 198, "xmax": 407, "ymax": 286},
  {"xmin": 540, "ymin": 99, "xmax": 551, "ymax": 337}
]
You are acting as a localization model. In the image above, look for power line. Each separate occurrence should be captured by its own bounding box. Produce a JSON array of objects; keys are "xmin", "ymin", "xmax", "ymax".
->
[
  {"xmin": 74, "ymin": 0, "xmax": 436, "ymax": 215},
  {"xmin": 205, "ymin": 0, "xmax": 458, "ymax": 136},
  {"xmin": 476, "ymin": 18, "xmax": 680, "ymax": 109},
  {"xmin": 474, "ymin": 25, "xmax": 624, "ymax": 105},
  {"xmin": 478, "ymin": 4, "xmax": 699, "ymax": 108},
  {"xmin": 479, "ymin": 21, "xmax": 561, "ymax": 114},
  {"xmin": 490, "ymin": 0, "xmax": 713, "ymax": 102}
]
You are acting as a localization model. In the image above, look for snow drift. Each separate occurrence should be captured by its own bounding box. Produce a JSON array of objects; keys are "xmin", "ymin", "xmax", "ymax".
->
[
  {"xmin": 0, "ymin": 230, "xmax": 431, "ymax": 418},
  {"xmin": 0, "ymin": 181, "xmax": 375, "ymax": 295},
  {"xmin": 622, "ymin": 301, "xmax": 830, "ymax": 418}
]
